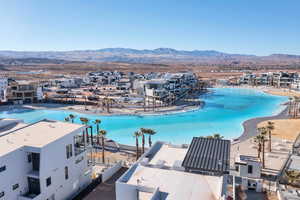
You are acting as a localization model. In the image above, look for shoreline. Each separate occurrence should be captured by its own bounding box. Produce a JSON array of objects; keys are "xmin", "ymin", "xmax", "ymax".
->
[
  {"xmin": 238, "ymin": 104, "xmax": 289, "ymax": 142},
  {"xmin": 0, "ymin": 86, "xmax": 294, "ymax": 148},
  {"xmin": 0, "ymin": 102, "xmax": 203, "ymax": 117}
]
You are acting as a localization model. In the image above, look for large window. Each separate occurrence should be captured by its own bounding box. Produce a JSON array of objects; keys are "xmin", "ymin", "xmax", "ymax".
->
[
  {"xmin": 235, "ymin": 165, "xmax": 239, "ymax": 172},
  {"xmin": 12, "ymin": 183, "xmax": 19, "ymax": 190},
  {"xmin": 0, "ymin": 166, "xmax": 6, "ymax": 173},
  {"xmin": 46, "ymin": 177, "xmax": 51, "ymax": 187},
  {"xmin": 248, "ymin": 165, "xmax": 253, "ymax": 174},
  {"xmin": 28, "ymin": 154, "xmax": 32, "ymax": 163},
  {"xmin": 65, "ymin": 166, "xmax": 69, "ymax": 180},
  {"xmin": 66, "ymin": 144, "xmax": 73, "ymax": 159}
]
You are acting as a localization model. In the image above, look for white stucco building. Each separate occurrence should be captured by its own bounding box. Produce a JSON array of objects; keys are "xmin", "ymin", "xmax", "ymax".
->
[
  {"xmin": 116, "ymin": 140, "xmax": 228, "ymax": 200},
  {"xmin": 0, "ymin": 78, "xmax": 8, "ymax": 102},
  {"xmin": 233, "ymin": 155, "xmax": 262, "ymax": 192},
  {"xmin": 0, "ymin": 119, "xmax": 92, "ymax": 200}
]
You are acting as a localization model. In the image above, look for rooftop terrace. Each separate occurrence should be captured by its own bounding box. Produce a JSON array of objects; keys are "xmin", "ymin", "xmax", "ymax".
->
[{"xmin": 0, "ymin": 119, "xmax": 85, "ymax": 156}]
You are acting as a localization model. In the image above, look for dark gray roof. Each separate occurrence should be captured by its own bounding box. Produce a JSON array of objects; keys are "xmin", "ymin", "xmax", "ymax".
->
[{"xmin": 182, "ymin": 137, "xmax": 230, "ymax": 173}]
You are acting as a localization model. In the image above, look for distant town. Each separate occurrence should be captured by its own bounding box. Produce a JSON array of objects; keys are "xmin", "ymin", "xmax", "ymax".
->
[{"xmin": 1, "ymin": 69, "xmax": 300, "ymax": 199}]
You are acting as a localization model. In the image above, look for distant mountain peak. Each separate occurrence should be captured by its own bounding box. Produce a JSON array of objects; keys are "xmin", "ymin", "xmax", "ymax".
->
[{"xmin": 0, "ymin": 48, "xmax": 300, "ymax": 64}]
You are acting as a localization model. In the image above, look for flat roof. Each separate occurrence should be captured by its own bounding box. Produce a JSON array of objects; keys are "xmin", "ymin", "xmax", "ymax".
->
[
  {"xmin": 127, "ymin": 165, "xmax": 222, "ymax": 200},
  {"xmin": 182, "ymin": 137, "xmax": 231, "ymax": 173},
  {"xmin": 0, "ymin": 119, "xmax": 85, "ymax": 156},
  {"xmin": 149, "ymin": 144, "xmax": 188, "ymax": 167},
  {"xmin": 289, "ymin": 155, "xmax": 300, "ymax": 171}
]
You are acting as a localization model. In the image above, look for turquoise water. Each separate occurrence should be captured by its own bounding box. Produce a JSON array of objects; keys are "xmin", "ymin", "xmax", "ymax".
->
[{"xmin": 0, "ymin": 88, "xmax": 287, "ymax": 145}]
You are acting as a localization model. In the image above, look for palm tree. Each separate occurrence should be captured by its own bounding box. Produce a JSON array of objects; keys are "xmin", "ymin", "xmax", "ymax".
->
[
  {"xmin": 254, "ymin": 135, "xmax": 263, "ymax": 159},
  {"xmin": 69, "ymin": 114, "xmax": 76, "ymax": 123},
  {"xmin": 99, "ymin": 130, "xmax": 107, "ymax": 163},
  {"xmin": 140, "ymin": 128, "xmax": 147, "ymax": 154},
  {"xmin": 80, "ymin": 117, "xmax": 89, "ymax": 143},
  {"xmin": 141, "ymin": 128, "xmax": 156, "ymax": 147},
  {"xmin": 285, "ymin": 170, "xmax": 300, "ymax": 186},
  {"xmin": 94, "ymin": 119, "xmax": 101, "ymax": 135},
  {"xmin": 103, "ymin": 97, "xmax": 114, "ymax": 113},
  {"xmin": 266, "ymin": 121, "xmax": 275, "ymax": 152},
  {"xmin": 288, "ymin": 97, "xmax": 293, "ymax": 116},
  {"xmin": 257, "ymin": 127, "xmax": 268, "ymax": 168},
  {"xmin": 206, "ymin": 133, "xmax": 224, "ymax": 139},
  {"xmin": 212, "ymin": 133, "xmax": 223, "ymax": 139},
  {"xmin": 64, "ymin": 117, "xmax": 70, "ymax": 122},
  {"xmin": 133, "ymin": 131, "xmax": 141, "ymax": 160},
  {"xmin": 94, "ymin": 119, "xmax": 101, "ymax": 146}
]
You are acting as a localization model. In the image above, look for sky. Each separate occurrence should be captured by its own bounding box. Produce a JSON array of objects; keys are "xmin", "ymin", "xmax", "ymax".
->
[{"xmin": 1, "ymin": 0, "xmax": 300, "ymax": 55}]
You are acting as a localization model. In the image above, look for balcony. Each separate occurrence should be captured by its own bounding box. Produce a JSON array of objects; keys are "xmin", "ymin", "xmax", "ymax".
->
[
  {"xmin": 27, "ymin": 170, "xmax": 40, "ymax": 178},
  {"xmin": 19, "ymin": 193, "xmax": 40, "ymax": 200},
  {"xmin": 74, "ymin": 135, "xmax": 87, "ymax": 156}
]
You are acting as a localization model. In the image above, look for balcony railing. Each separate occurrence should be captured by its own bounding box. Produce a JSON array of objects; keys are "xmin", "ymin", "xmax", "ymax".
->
[{"xmin": 19, "ymin": 193, "xmax": 40, "ymax": 200}]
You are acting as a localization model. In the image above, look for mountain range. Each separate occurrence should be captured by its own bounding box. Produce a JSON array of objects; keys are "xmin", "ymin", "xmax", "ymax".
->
[{"xmin": 1, "ymin": 48, "xmax": 300, "ymax": 65}]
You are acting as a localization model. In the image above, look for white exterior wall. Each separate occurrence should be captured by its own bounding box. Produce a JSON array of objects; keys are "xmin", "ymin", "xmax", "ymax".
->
[
  {"xmin": 238, "ymin": 161, "xmax": 261, "ymax": 179},
  {"xmin": 37, "ymin": 131, "xmax": 92, "ymax": 200},
  {"xmin": 36, "ymin": 87, "xmax": 43, "ymax": 101},
  {"xmin": 0, "ymin": 78, "xmax": 8, "ymax": 102},
  {"xmin": 0, "ymin": 127, "xmax": 92, "ymax": 200},
  {"xmin": 0, "ymin": 149, "xmax": 32, "ymax": 200},
  {"xmin": 102, "ymin": 162, "xmax": 122, "ymax": 182},
  {"xmin": 116, "ymin": 182, "xmax": 138, "ymax": 200}
]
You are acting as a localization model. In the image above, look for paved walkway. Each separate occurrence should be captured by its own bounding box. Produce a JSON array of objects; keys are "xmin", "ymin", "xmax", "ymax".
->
[{"xmin": 72, "ymin": 167, "xmax": 128, "ymax": 200}]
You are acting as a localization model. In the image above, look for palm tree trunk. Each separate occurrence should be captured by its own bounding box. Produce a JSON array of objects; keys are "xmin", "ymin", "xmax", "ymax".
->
[
  {"xmin": 289, "ymin": 100, "xmax": 292, "ymax": 115},
  {"xmin": 136, "ymin": 137, "xmax": 139, "ymax": 160},
  {"xmin": 262, "ymin": 140, "xmax": 265, "ymax": 168},
  {"xmin": 102, "ymin": 136, "xmax": 105, "ymax": 163},
  {"xmin": 142, "ymin": 134, "xmax": 145, "ymax": 154},
  {"xmin": 86, "ymin": 128, "xmax": 89, "ymax": 143},
  {"xmin": 149, "ymin": 135, "xmax": 152, "ymax": 147},
  {"xmin": 269, "ymin": 130, "xmax": 272, "ymax": 152},
  {"xmin": 82, "ymin": 131, "xmax": 85, "ymax": 143},
  {"xmin": 258, "ymin": 143, "xmax": 261, "ymax": 159},
  {"xmin": 90, "ymin": 126, "xmax": 93, "ymax": 146},
  {"xmin": 96, "ymin": 125, "xmax": 99, "ymax": 145}
]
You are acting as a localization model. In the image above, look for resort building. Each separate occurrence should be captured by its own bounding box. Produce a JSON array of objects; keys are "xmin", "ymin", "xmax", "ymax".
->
[
  {"xmin": 233, "ymin": 155, "xmax": 263, "ymax": 192},
  {"xmin": 239, "ymin": 71, "xmax": 299, "ymax": 88},
  {"xmin": 116, "ymin": 137, "xmax": 230, "ymax": 200},
  {"xmin": 0, "ymin": 77, "xmax": 8, "ymax": 103},
  {"xmin": 6, "ymin": 80, "xmax": 43, "ymax": 104},
  {"xmin": 0, "ymin": 119, "xmax": 92, "ymax": 200}
]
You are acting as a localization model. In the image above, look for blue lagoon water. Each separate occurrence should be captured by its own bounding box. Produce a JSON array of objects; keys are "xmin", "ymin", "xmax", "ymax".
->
[{"xmin": 0, "ymin": 88, "xmax": 288, "ymax": 145}]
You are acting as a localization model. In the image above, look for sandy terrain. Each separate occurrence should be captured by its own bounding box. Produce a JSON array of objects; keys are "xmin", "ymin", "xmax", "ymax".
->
[
  {"xmin": 258, "ymin": 119, "xmax": 300, "ymax": 141},
  {"xmin": 265, "ymin": 89, "xmax": 300, "ymax": 97}
]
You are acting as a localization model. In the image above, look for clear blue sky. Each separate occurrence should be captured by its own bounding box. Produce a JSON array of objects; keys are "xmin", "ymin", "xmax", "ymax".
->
[{"xmin": 1, "ymin": 0, "xmax": 300, "ymax": 55}]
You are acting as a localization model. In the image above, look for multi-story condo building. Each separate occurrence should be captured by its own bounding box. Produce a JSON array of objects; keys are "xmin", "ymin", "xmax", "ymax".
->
[
  {"xmin": 6, "ymin": 80, "xmax": 43, "ymax": 104},
  {"xmin": 116, "ymin": 137, "xmax": 230, "ymax": 200},
  {"xmin": 239, "ymin": 71, "xmax": 299, "ymax": 88},
  {"xmin": 0, "ymin": 78, "xmax": 8, "ymax": 103},
  {"xmin": 0, "ymin": 119, "xmax": 92, "ymax": 200}
]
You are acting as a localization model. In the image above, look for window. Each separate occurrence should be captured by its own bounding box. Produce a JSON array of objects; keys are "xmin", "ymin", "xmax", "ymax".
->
[
  {"xmin": 65, "ymin": 167, "xmax": 69, "ymax": 180},
  {"xmin": 0, "ymin": 192, "xmax": 4, "ymax": 198},
  {"xmin": 75, "ymin": 156, "xmax": 84, "ymax": 164},
  {"xmin": 66, "ymin": 144, "xmax": 73, "ymax": 159},
  {"xmin": 248, "ymin": 165, "xmax": 253, "ymax": 174},
  {"xmin": 235, "ymin": 165, "xmax": 239, "ymax": 172},
  {"xmin": 28, "ymin": 154, "xmax": 32, "ymax": 163},
  {"xmin": 12, "ymin": 184, "xmax": 19, "ymax": 190},
  {"xmin": 46, "ymin": 177, "xmax": 51, "ymax": 187},
  {"xmin": 0, "ymin": 166, "xmax": 6, "ymax": 173}
]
